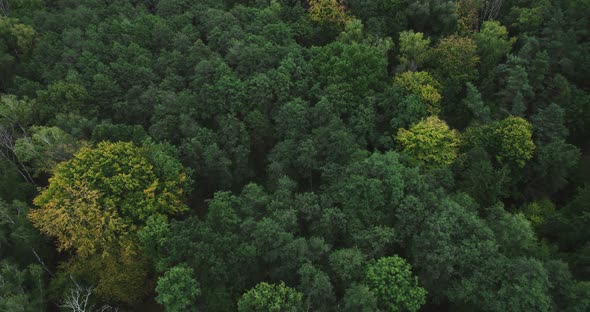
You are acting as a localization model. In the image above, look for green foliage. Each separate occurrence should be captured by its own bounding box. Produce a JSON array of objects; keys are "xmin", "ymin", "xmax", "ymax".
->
[
  {"xmin": 92, "ymin": 123, "xmax": 148, "ymax": 144},
  {"xmin": 0, "ymin": 200, "xmax": 44, "ymax": 263},
  {"xmin": 431, "ymin": 35, "xmax": 479, "ymax": 94},
  {"xmin": 486, "ymin": 206, "xmax": 539, "ymax": 258},
  {"xmin": 463, "ymin": 82, "xmax": 491, "ymax": 124},
  {"xmin": 156, "ymin": 264, "xmax": 201, "ymax": 312},
  {"xmin": 554, "ymin": 185, "xmax": 590, "ymax": 279},
  {"xmin": 474, "ymin": 21, "xmax": 516, "ymax": 78},
  {"xmin": 463, "ymin": 116, "xmax": 536, "ymax": 175},
  {"xmin": 0, "ymin": 160, "xmax": 35, "ymax": 201},
  {"xmin": 14, "ymin": 126, "xmax": 78, "ymax": 176},
  {"xmin": 35, "ymin": 81, "xmax": 89, "ymax": 123},
  {"xmin": 397, "ymin": 30, "xmax": 430, "ymax": 72},
  {"xmin": 0, "ymin": 94, "xmax": 33, "ymax": 128},
  {"xmin": 342, "ymin": 284, "xmax": 378, "ymax": 312},
  {"xmin": 311, "ymin": 39, "xmax": 389, "ymax": 96},
  {"xmin": 544, "ymin": 260, "xmax": 590, "ymax": 312},
  {"xmin": 456, "ymin": 147, "xmax": 508, "ymax": 207},
  {"xmin": 0, "ymin": 17, "xmax": 35, "ymax": 90},
  {"xmin": 329, "ymin": 248, "xmax": 365, "ymax": 285},
  {"xmin": 365, "ymin": 256, "xmax": 426, "ymax": 312},
  {"xmin": 411, "ymin": 196, "xmax": 498, "ymax": 301},
  {"xmin": 238, "ymin": 282, "xmax": 303, "ymax": 312},
  {"xmin": 522, "ymin": 198, "xmax": 556, "ymax": 230},
  {"xmin": 431, "ymin": 35, "xmax": 479, "ymax": 126},
  {"xmin": 455, "ymin": 0, "xmax": 480, "ymax": 34},
  {"xmin": 0, "ymin": 261, "xmax": 45, "ymax": 312},
  {"xmin": 2, "ymin": 0, "xmax": 589, "ymax": 310},
  {"xmin": 494, "ymin": 55, "xmax": 534, "ymax": 115},
  {"xmin": 298, "ymin": 263, "xmax": 335, "ymax": 311},
  {"xmin": 406, "ymin": 0, "xmax": 457, "ymax": 36},
  {"xmin": 484, "ymin": 257, "xmax": 552, "ymax": 312}
]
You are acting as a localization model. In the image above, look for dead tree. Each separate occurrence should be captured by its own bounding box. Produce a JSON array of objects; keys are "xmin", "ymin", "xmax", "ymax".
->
[
  {"xmin": 60, "ymin": 284, "xmax": 119, "ymax": 312},
  {"xmin": 0, "ymin": 0, "xmax": 8, "ymax": 16},
  {"xmin": 482, "ymin": 0, "xmax": 504, "ymax": 21}
]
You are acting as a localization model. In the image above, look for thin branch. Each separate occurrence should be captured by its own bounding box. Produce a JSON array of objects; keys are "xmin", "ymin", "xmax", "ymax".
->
[
  {"xmin": 482, "ymin": 0, "xmax": 504, "ymax": 21},
  {"xmin": 31, "ymin": 248, "xmax": 54, "ymax": 278},
  {"xmin": 0, "ymin": 208, "xmax": 15, "ymax": 224},
  {"xmin": 0, "ymin": 0, "xmax": 8, "ymax": 16}
]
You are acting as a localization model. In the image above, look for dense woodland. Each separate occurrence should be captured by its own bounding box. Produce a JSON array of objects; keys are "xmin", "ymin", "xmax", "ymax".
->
[{"xmin": 1, "ymin": 0, "xmax": 589, "ymax": 311}]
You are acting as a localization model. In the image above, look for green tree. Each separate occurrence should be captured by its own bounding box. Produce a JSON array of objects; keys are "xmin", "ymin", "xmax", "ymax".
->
[
  {"xmin": 554, "ymin": 185, "xmax": 590, "ymax": 279},
  {"xmin": 0, "ymin": 160, "xmax": 34, "ymax": 201},
  {"xmin": 14, "ymin": 126, "xmax": 78, "ymax": 177},
  {"xmin": 456, "ymin": 147, "xmax": 508, "ymax": 207},
  {"xmin": 91, "ymin": 123, "xmax": 148, "ymax": 144},
  {"xmin": 238, "ymin": 282, "xmax": 303, "ymax": 312},
  {"xmin": 397, "ymin": 30, "xmax": 430, "ymax": 72},
  {"xmin": 473, "ymin": 21, "xmax": 516, "ymax": 79},
  {"xmin": 463, "ymin": 82, "xmax": 491, "ymax": 124},
  {"xmin": 311, "ymin": 38, "xmax": 389, "ymax": 96},
  {"xmin": 395, "ymin": 116, "xmax": 461, "ymax": 168},
  {"xmin": 347, "ymin": 0, "xmax": 410, "ymax": 37},
  {"xmin": 456, "ymin": 0, "xmax": 480, "ymax": 34},
  {"xmin": 156, "ymin": 264, "xmax": 201, "ymax": 312},
  {"xmin": 0, "ymin": 94, "xmax": 35, "ymax": 185},
  {"xmin": 431, "ymin": 35, "xmax": 479, "ymax": 125},
  {"xmin": 525, "ymin": 102, "xmax": 580, "ymax": 196},
  {"xmin": 0, "ymin": 17, "xmax": 35, "ymax": 90},
  {"xmin": 486, "ymin": 206, "xmax": 539, "ymax": 258},
  {"xmin": 494, "ymin": 55, "xmax": 534, "ymax": 116},
  {"xmin": 329, "ymin": 248, "xmax": 365, "ymax": 285},
  {"xmin": 35, "ymin": 81, "xmax": 89, "ymax": 123},
  {"xmin": 365, "ymin": 256, "xmax": 426, "ymax": 312},
  {"xmin": 406, "ymin": 0, "xmax": 457, "ymax": 36},
  {"xmin": 298, "ymin": 263, "xmax": 335, "ymax": 311},
  {"xmin": 461, "ymin": 257, "xmax": 553, "ymax": 312},
  {"xmin": 0, "ymin": 200, "xmax": 45, "ymax": 263},
  {"xmin": 411, "ymin": 196, "xmax": 498, "ymax": 301},
  {"xmin": 342, "ymin": 284, "xmax": 378, "ymax": 312},
  {"xmin": 521, "ymin": 198, "xmax": 556, "ymax": 230},
  {"xmin": 544, "ymin": 260, "xmax": 590, "ymax": 312},
  {"xmin": 0, "ymin": 261, "xmax": 44, "ymax": 312}
]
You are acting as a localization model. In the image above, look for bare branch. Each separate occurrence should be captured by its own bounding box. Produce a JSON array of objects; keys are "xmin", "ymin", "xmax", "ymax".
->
[
  {"xmin": 0, "ymin": 208, "xmax": 15, "ymax": 224},
  {"xmin": 482, "ymin": 0, "xmax": 504, "ymax": 21},
  {"xmin": 60, "ymin": 286, "xmax": 119, "ymax": 312},
  {"xmin": 31, "ymin": 248, "xmax": 55, "ymax": 278},
  {"xmin": 0, "ymin": 0, "xmax": 8, "ymax": 16},
  {"xmin": 60, "ymin": 287, "xmax": 93, "ymax": 312},
  {"xmin": 0, "ymin": 125, "xmax": 36, "ymax": 185}
]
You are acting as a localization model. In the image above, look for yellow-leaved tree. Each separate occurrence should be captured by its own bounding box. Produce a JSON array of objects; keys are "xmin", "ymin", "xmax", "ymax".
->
[
  {"xmin": 393, "ymin": 71, "xmax": 443, "ymax": 115},
  {"xmin": 29, "ymin": 141, "xmax": 188, "ymax": 304},
  {"xmin": 395, "ymin": 116, "xmax": 461, "ymax": 169},
  {"xmin": 308, "ymin": 0, "xmax": 350, "ymax": 26}
]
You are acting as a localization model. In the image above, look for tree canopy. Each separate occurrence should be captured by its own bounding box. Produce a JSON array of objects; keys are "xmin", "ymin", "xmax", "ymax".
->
[{"xmin": 1, "ymin": 0, "xmax": 589, "ymax": 311}]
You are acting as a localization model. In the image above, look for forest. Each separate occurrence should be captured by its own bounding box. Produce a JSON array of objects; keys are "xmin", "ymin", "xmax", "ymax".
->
[{"xmin": 0, "ymin": 0, "xmax": 589, "ymax": 311}]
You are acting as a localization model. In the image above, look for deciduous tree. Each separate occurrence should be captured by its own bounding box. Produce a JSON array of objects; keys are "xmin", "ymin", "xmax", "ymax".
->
[
  {"xmin": 238, "ymin": 282, "xmax": 303, "ymax": 312},
  {"xmin": 156, "ymin": 264, "xmax": 201, "ymax": 312},
  {"xmin": 395, "ymin": 116, "xmax": 460, "ymax": 168},
  {"xmin": 365, "ymin": 256, "xmax": 426, "ymax": 312}
]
